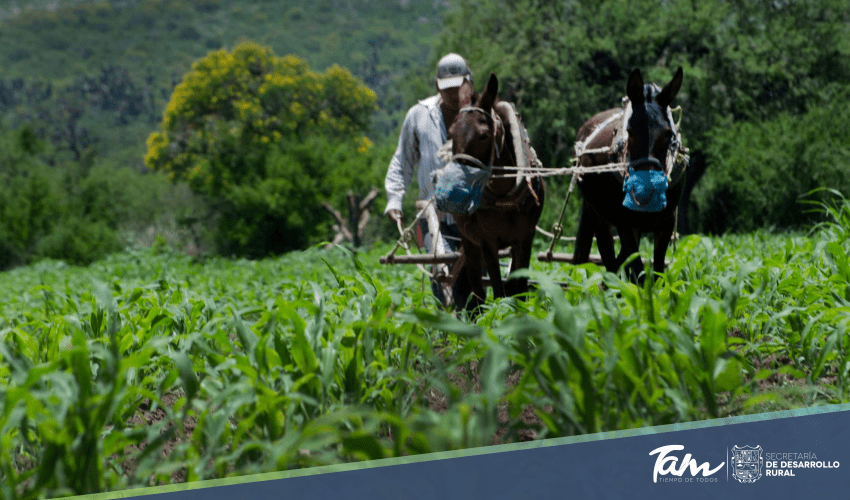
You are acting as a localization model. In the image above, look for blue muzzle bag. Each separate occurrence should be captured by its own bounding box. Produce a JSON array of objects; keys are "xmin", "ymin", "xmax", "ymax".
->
[
  {"xmin": 622, "ymin": 167, "xmax": 668, "ymax": 213},
  {"xmin": 434, "ymin": 161, "xmax": 492, "ymax": 215}
]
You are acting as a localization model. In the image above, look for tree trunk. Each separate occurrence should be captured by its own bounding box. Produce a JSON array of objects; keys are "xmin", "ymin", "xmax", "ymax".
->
[{"xmin": 322, "ymin": 187, "xmax": 381, "ymax": 250}]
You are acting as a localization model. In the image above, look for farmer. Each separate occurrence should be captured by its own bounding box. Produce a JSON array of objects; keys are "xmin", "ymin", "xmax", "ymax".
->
[{"xmin": 384, "ymin": 52, "xmax": 473, "ymax": 307}]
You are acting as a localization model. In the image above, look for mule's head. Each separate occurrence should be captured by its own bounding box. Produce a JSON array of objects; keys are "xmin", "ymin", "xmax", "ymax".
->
[
  {"xmin": 449, "ymin": 73, "xmax": 500, "ymax": 168},
  {"xmin": 624, "ymin": 67, "xmax": 683, "ymax": 173},
  {"xmin": 622, "ymin": 67, "xmax": 683, "ymax": 211}
]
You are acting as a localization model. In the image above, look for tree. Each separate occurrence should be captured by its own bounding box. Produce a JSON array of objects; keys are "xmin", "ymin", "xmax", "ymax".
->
[
  {"xmin": 145, "ymin": 42, "xmax": 378, "ymax": 256},
  {"xmin": 322, "ymin": 187, "xmax": 381, "ymax": 249}
]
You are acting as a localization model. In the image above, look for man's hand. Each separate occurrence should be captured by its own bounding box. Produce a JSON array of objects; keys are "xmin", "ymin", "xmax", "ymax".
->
[
  {"xmin": 387, "ymin": 209, "xmax": 404, "ymax": 235},
  {"xmin": 387, "ymin": 209, "xmax": 402, "ymax": 223}
]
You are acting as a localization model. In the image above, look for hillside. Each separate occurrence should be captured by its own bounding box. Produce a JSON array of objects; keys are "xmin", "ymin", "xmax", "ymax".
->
[{"xmin": 0, "ymin": 0, "xmax": 450, "ymax": 166}]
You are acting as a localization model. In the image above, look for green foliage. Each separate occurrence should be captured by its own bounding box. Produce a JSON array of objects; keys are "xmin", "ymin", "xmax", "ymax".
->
[
  {"xmin": 3, "ymin": 0, "xmax": 849, "ymax": 243},
  {"xmin": 695, "ymin": 87, "xmax": 850, "ymax": 233},
  {"xmin": 0, "ymin": 128, "xmax": 63, "ymax": 268},
  {"xmin": 0, "ymin": 244, "xmax": 437, "ymax": 496},
  {"xmin": 35, "ymin": 216, "xmax": 122, "ymax": 266},
  {"xmin": 0, "ymin": 125, "xmax": 202, "ymax": 269},
  {"xmin": 214, "ymin": 139, "xmax": 326, "ymax": 255},
  {"xmin": 0, "ymin": 65, "xmax": 157, "ymax": 166},
  {"xmin": 145, "ymin": 42, "xmax": 383, "ymax": 255},
  {"xmin": 439, "ymin": 0, "xmax": 849, "ymax": 155},
  {"xmin": 0, "ymin": 0, "xmax": 446, "ymax": 165},
  {"xmin": 146, "ymin": 42, "xmax": 376, "ymax": 196}
]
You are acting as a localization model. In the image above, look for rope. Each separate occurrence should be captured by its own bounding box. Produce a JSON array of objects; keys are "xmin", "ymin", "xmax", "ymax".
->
[
  {"xmin": 673, "ymin": 208, "xmax": 679, "ymax": 255},
  {"xmin": 671, "ymin": 105, "xmax": 683, "ymax": 130},
  {"xmin": 489, "ymin": 162, "xmax": 627, "ymax": 179}
]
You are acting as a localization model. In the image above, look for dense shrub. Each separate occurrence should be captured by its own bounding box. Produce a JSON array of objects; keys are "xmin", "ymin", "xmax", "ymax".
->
[
  {"xmin": 693, "ymin": 89, "xmax": 850, "ymax": 233},
  {"xmin": 0, "ymin": 127, "xmax": 201, "ymax": 269},
  {"xmin": 35, "ymin": 216, "xmax": 122, "ymax": 266},
  {"xmin": 0, "ymin": 129, "xmax": 63, "ymax": 268}
]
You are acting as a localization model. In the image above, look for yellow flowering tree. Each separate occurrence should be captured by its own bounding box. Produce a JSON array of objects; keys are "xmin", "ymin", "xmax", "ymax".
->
[{"xmin": 145, "ymin": 42, "xmax": 377, "ymax": 255}]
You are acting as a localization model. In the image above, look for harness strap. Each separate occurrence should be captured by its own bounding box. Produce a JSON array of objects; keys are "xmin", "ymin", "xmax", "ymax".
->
[
  {"xmin": 628, "ymin": 157, "xmax": 663, "ymax": 172},
  {"xmin": 459, "ymin": 106, "xmax": 492, "ymax": 117},
  {"xmin": 458, "ymin": 105, "xmax": 502, "ymax": 167},
  {"xmin": 575, "ymin": 110, "xmax": 624, "ymax": 159},
  {"xmin": 494, "ymin": 101, "xmax": 527, "ymax": 195},
  {"xmin": 451, "ymin": 153, "xmax": 490, "ymax": 171}
]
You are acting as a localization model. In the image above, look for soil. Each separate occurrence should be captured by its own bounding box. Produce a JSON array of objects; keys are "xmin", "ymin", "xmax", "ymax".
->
[
  {"xmin": 116, "ymin": 390, "xmax": 197, "ymax": 485},
  {"xmin": 422, "ymin": 357, "xmax": 545, "ymax": 445},
  {"xmin": 728, "ymin": 327, "xmax": 805, "ymax": 391},
  {"xmin": 725, "ymin": 327, "xmax": 837, "ymax": 416}
]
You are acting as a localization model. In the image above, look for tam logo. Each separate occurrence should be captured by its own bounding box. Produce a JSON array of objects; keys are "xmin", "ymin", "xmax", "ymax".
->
[{"xmin": 650, "ymin": 445, "xmax": 726, "ymax": 483}]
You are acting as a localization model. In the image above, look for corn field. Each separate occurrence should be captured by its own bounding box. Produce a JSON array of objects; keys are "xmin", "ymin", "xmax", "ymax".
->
[{"xmin": 2, "ymin": 191, "xmax": 850, "ymax": 499}]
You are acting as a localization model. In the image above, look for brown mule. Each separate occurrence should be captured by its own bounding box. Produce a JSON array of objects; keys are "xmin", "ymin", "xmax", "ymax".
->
[
  {"xmin": 572, "ymin": 67, "xmax": 687, "ymax": 283},
  {"xmin": 448, "ymin": 73, "xmax": 545, "ymax": 311}
]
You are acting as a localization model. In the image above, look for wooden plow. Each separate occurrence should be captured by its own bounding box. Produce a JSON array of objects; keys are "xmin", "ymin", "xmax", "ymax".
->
[{"xmin": 379, "ymin": 158, "xmax": 677, "ymax": 302}]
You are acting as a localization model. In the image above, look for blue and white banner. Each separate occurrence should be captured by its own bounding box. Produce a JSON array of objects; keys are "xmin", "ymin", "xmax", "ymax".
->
[{"xmin": 99, "ymin": 405, "xmax": 850, "ymax": 500}]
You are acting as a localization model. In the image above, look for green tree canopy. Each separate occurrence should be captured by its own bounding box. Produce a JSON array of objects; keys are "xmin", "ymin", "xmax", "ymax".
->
[
  {"xmin": 697, "ymin": 85, "xmax": 850, "ymax": 233},
  {"xmin": 145, "ymin": 42, "xmax": 379, "ymax": 255}
]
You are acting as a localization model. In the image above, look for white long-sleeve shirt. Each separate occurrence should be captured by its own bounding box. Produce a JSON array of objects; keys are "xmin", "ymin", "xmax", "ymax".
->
[{"xmin": 384, "ymin": 94, "xmax": 452, "ymax": 222}]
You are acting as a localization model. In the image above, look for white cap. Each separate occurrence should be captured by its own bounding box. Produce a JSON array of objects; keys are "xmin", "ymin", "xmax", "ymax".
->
[{"xmin": 436, "ymin": 53, "xmax": 472, "ymax": 90}]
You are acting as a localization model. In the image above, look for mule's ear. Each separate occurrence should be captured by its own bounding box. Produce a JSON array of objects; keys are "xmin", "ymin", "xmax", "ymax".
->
[
  {"xmin": 626, "ymin": 68, "xmax": 644, "ymax": 106},
  {"xmin": 477, "ymin": 72, "xmax": 498, "ymax": 111},
  {"xmin": 459, "ymin": 79, "xmax": 474, "ymax": 108},
  {"xmin": 657, "ymin": 66, "xmax": 683, "ymax": 109}
]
